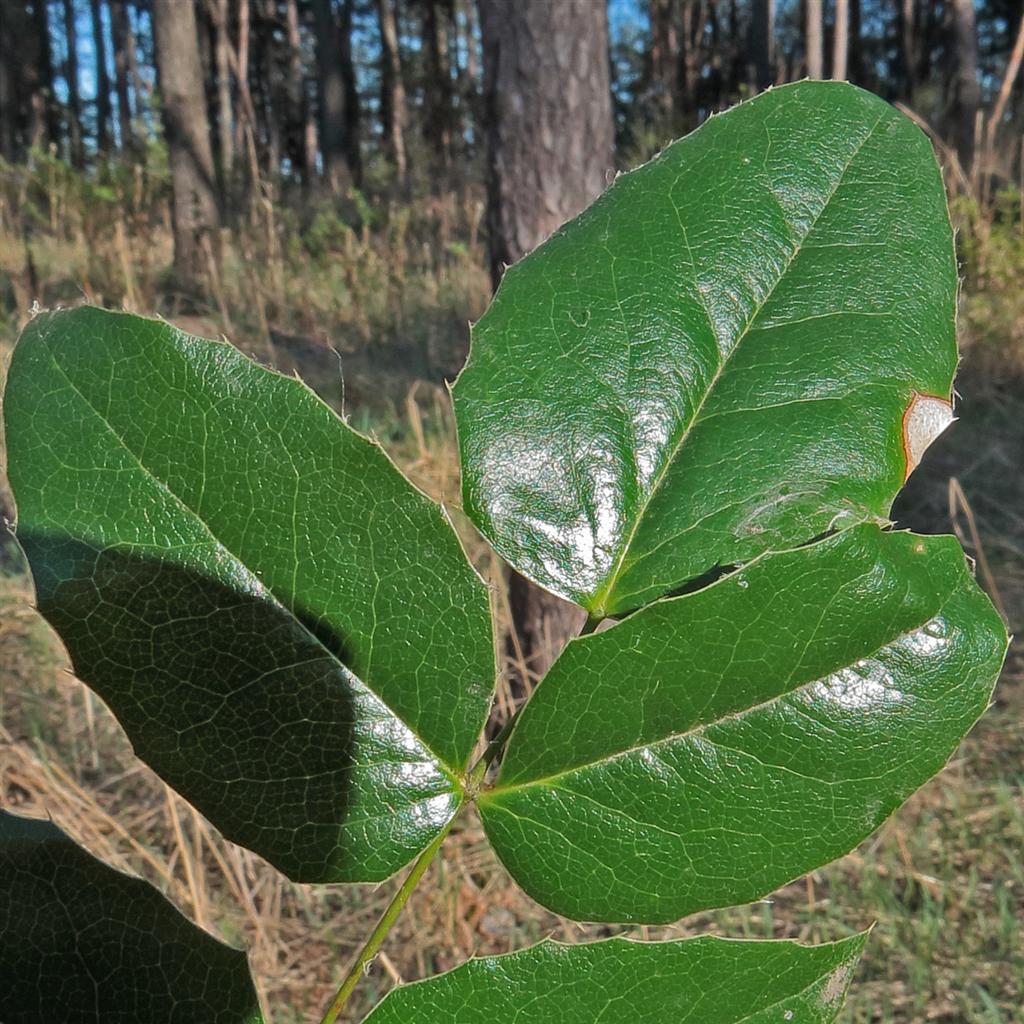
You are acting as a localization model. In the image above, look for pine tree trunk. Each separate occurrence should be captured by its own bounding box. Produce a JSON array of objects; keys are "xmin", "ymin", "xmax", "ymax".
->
[
  {"xmin": 649, "ymin": 0, "xmax": 679, "ymax": 122},
  {"xmin": 89, "ymin": 0, "xmax": 112, "ymax": 153},
  {"xmin": 0, "ymin": 0, "xmax": 20, "ymax": 162},
  {"xmin": 62, "ymin": 0, "xmax": 85, "ymax": 167},
  {"xmin": 283, "ymin": 0, "xmax": 311, "ymax": 187},
  {"xmin": 805, "ymin": 0, "xmax": 824, "ymax": 78},
  {"xmin": 312, "ymin": 0, "xmax": 348, "ymax": 190},
  {"xmin": 109, "ymin": 0, "xmax": 135, "ymax": 150},
  {"xmin": 950, "ymin": 0, "xmax": 980, "ymax": 173},
  {"xmin": 899, "ymin": 0, "xmax": 917, "ymax": 101},
  {"xmin": 151, "ymin": 0, "xmax": 220, "ymax": 296},
  {"xmin": 339, "ymin": 0, "xmax": 362, "ymax": 185},
  {"xmin": 478, "ymin": 0, "xmax": 614, "ymax": 677},
  {"xmin": 832, "ymin": 0, "xmax": 848, "ymax": 80},
  {"xmin": 378, "ymin": 0, "xmax": 407, "ymax": 179},
  {"xmin": 32, "ymin": 0, "xmax": 60, "ymax": 149},
  {"xmin": 679, "ymin": 1, "xmax": 705, "ymax": 127},
  {"xmin": 208, "ymin": 0, "xmax": 233, "ymax": 181},
  {"xmin": 0, "ymin": 0, "xmax": 50, "ymax": 160},
  {"xmin": 748, "ymin": 0, "xmax": 774, "ymax": 90},
  {"xmin": 234, "ymin": 0, "xmax": 251, "ymax": 159},
  {"xmin": 423, "ymin": 0, "xmax": 454, "ymax": 168},
  {"xmin": 847, "ymin": 0, "xmax": 862, "ymax": 83},
  {"xmin": 312, "ymin": 0, "xmax": 360, "ymax": 188}
]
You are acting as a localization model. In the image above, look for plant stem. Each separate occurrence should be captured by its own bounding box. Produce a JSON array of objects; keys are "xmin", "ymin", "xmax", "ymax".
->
[
  {"xmin": 318, "ymin": 819, "xmax": 455, "ymax": 1024},
  {"xmin": 322, "ymin": 612, "xmax": 603, "ymax": 1021}
]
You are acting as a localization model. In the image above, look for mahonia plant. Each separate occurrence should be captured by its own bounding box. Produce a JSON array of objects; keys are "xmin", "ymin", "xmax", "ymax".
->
[{"xmin": 0, "ymin": 82, "xmax": 1009, "ymax": 1023}]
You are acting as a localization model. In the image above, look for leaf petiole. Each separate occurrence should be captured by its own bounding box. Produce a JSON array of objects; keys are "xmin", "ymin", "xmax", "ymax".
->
[{"xmin": 319, "ymin": 818, "xmax": 456, "ymax": 1024}]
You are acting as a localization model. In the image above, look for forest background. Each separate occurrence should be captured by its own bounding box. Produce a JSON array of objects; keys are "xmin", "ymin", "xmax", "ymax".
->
[{"xmin": 1, "ymin": 0, "xmax": 1023, "ymax": 1021}]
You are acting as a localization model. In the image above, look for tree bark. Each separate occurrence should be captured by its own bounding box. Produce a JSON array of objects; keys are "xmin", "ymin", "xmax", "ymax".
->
[
  {"xmin": 253, "ymin": 2, "xmax": 282, "ymax": 182},
  {"xmin": 377, "ymin": 0, "xmax": 407, "ymax": 179},
  {"xmin": 457, "ymin": 0, "xmax": 479, "ymax": 140},
  {"xmin": 847, "ymin": 0, "xmax": 862, "ymax": 83},
  {"xmin": 311, "ymin": 0, "xmax": 361, "ymax": 187},
  {"xmin": 283, "ymin": 0, "xmax": 312, "ymax": 186},
  {"xmin": 62, "ymin": 0, "xmax": 85, "ymax": 166},
  {"xmin": 312, "ymin": 0, "xmax": 348, "ymax": 190},
  {"xmin": 950, "ymin": 0, "xmax": 980, "ymax": 173},
  {"xmin": 206, "ymin": 0, "xmax": 233, "ymax": 181},
  {"xmin": 124, "ymin": 0, "xmax": 147, "ymax": 120},
  {"xmin": 234, "ymin": 0, "xmax": 251, "ymax": 161},
  {"xmin": 89, "ymin": 0, "xmax": 112, "ymax": 153},
  {"xmin": 339, "ymin": 0, "xmax": 362, "ymax": 185},
  {"xmin": 0, "ymin": 0, "xmax": 21, "ymax": 162},
  {"xmin": 109, "ymin": 0, "xmax": 135, "ymax": 150},
  {"xmin": 479, "ymin": 0, "xmax": 613, "ymax": 676},
  {"xmin": 679, "ymin": 1, "xmax": 705, "ymax": 127},
  {"xmin": 151, "ymin": 0, "xmax": 220, "ymax": 295},
  {"xmin": 899, "ymin": 0, "xmax": 917, "ymax": 100},
  {"xmin": 423, "ymin": 0, "xmax": 454, "ymax": 168},
  {"xmin": 805, "ymin": 0, "xmax": 823, "ymax": 78},
  {"xmin": 748, "ymin": 0, "xmax": 774, "ymax": 90},
  {"xmin": 832, "ymin": 0, "xmax": 848, "ymax": 80},
  {"xmin": 0, "ymin": 0, "xmax": 51, "ymax": 160},
  {"xmin": 649, "ymin": 0, "xmax": 679, "ymax": 121},
  {"xmin": 32, "ymin": 0, "xmax": 60, "ymax": 149}
]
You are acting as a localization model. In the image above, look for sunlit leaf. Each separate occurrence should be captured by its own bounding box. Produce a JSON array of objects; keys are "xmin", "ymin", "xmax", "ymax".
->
[
  {"xmin": 480, "ymin": 526, "xmax": 1007, "ymax": 923},
  {"xmin": 454, "ymin": 82, "xmax": 957, "ymax": 615},
  {"xmin": 362, "ymin": 934, "xmax": 866, "ymax": 1023}
]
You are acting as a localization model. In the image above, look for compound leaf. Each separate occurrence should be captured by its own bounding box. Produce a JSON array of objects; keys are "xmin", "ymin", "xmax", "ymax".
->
[
  {"xmin": 480, "ymin": 526, "xmax": 1006, "ymax": 923},
  {"xmin": 3, "ymin": 307, "xmax": 495, "ymax": 882},
  {"xmin": 362, "ymin": 933, "xmax": 866, "ymax": 1023},
  {"xmin": 0, "ymin": 810, "xmax": 262, "ymax": 1024},
  {"xmin": 453, "ymin": 81, "xmax": 957, "ymax": 615}
]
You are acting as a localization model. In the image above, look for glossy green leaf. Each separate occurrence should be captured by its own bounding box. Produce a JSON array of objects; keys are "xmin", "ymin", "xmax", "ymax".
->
[
  {"xmin": 2, "ymin": 307, "xmax": 494, "ymax": 882},
  {"xmin": 480, "ymin": 525, "xmax": 1007, "ymax": 923},
  {"xmin": 362, "ymin": 933, "xmax": 866, "ymax": 1023},
  {"xmin": 453, "ymin": 81, "xmax": 957, "ymax": 616},
  {"xmin": 0, "ymin": 810, "xmax": 262, "ymax": 1024}
]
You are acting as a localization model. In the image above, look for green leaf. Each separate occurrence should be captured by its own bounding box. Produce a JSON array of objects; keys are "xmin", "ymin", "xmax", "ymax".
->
[
  {"xmin": 2, "ymin": 307, "xmax": 494, "ymax": 882},
  {"xmin": 362, "ymin": 933, "xmax": 867, "ymax": 1023},
  {"xmin": 453, "ymin": 82, "xmax": 958, "ymax": 616},
  {"xmin": 0, "ymin": 810, "xmax": 262, "ymax": 1024},
  {"xmin": 480, "ymin": 525, "xmax": 1007, "ymax": 923}
]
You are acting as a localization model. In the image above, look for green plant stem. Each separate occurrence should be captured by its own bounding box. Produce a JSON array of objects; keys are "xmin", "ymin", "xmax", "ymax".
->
[
  {"xmin": 322, "ymin": 611, "xmax": 603, "ymax": 1022},
  {"xmin": 319, "ymin": 819, "xmax": 455, "ymax": 1024}
]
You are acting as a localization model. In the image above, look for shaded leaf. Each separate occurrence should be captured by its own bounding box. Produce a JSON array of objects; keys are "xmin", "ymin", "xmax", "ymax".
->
[
  {"xmin": 0, "ymin": 810, "xmax": 262, "ymax": 1024},
  {"xmin": 3, "ymin": 308, "xmax": 494, "ymax": 882},
  {"xmin": 480, "ymin": 526, "xmax": 1007, "ymax": 923},
  {"xmin": 454, "ymin": 82, "xmax": 957, "ymax": 615},
  {"xmin": 362, "ymin": 934, "xmax": 866, "ymax": 1023}
]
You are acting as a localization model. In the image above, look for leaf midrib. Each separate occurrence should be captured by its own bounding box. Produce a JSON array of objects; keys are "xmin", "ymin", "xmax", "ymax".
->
[
  {"xmin": 37, "ymin": 335, "xmax": 462, "ymax": 784},
  {"xmin": 485, "ymin": 579, "xmax": 956, "ymax": 798},
  {"xmin": 590, "ymin": 110, "xmax": 888, "ymax": 616}
]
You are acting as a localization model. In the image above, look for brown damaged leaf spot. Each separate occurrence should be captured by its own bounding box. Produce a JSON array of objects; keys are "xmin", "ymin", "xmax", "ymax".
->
[{"xmin": 902, "ymin": 392, "xmax": 955, "ymax": 480}]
